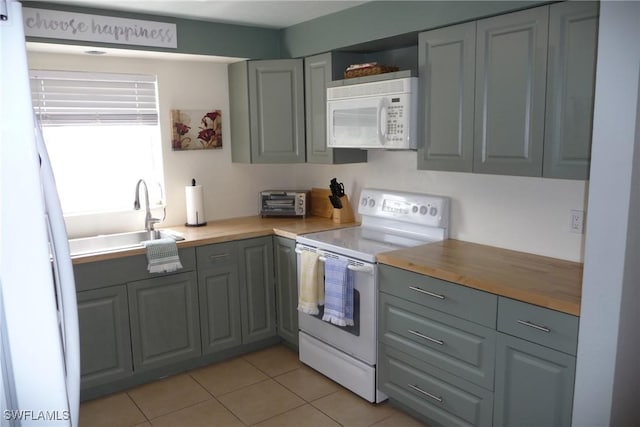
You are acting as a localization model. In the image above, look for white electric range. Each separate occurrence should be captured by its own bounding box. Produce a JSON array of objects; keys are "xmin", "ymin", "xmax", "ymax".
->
[{"xmin": 295, "ymin": 188, "xmax": 450, "ymax": 403}]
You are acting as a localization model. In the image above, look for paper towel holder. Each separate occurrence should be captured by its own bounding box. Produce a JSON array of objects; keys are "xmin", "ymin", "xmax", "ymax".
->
[{"xmin": 185, "ymin": 178, "xmax": 207, "ymax": 227}]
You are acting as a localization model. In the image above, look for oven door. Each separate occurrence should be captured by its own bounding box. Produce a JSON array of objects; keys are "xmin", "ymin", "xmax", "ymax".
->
[{"xmin": 296, "ymin": 244, "xmax": 377, "ymax": 365}]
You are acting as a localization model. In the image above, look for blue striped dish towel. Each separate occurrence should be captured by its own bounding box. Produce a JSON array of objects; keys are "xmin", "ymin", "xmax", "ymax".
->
[
  {"xmin": 142, "ymin": 238, "xmax": 183, "ymax": 273},
  {"xmin": 322, "ymin": 258, "xmax": 354, "ymax": 327}
]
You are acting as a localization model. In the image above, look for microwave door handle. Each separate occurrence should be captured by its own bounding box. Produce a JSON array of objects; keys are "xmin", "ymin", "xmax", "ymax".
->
[
  {"xmin": 328, "ymin": 105, "xmax": 336, "ymax": 147},
  {"xmin": 378, "ymin": 100, "xmax": 389, "ymax": 146}
]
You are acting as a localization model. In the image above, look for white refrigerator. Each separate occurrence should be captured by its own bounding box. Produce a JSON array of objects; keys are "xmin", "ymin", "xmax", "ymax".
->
[{"xmin": 0, "ymin": 1, "xmax": 80, "ymax": 426}]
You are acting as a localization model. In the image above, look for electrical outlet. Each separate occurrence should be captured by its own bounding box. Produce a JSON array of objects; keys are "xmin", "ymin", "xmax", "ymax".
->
[{"xmin": 570, "ymin": 209, "xmax": 584, "ymax": 234}]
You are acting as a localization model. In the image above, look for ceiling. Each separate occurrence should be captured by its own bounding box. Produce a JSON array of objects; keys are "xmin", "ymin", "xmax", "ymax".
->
[{"xmin": 37, "ymin": 0, "xmax": 369, "ymax": 29}]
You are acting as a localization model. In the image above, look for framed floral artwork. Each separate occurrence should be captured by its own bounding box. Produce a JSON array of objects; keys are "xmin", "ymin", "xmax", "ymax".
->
[{"xmin": 171, "ymin": 109, "xmax": 222, "ymax": 150}]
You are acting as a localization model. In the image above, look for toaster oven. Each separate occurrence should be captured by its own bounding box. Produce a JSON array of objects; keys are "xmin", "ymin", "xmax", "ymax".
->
[{"xmin": 260, "ymin": 190, "xmax": 310, "ymax": 217}]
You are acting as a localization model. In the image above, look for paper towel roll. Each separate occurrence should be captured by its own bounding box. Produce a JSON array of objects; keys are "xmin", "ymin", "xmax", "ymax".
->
[{"xmin": 185, "ymin": 184, "xmax": 206, "ymax": 226}]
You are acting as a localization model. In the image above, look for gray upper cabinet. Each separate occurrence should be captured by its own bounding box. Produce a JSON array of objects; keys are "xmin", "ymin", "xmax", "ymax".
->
[
  {"xmin": 229, "ymin": 59, "xmax": 305, "ymax": 163},
  {"xmin": 237, "ymin": 237, "xmax": 277, "ymax": 344},
  {"xmin": 273, "ymin": 236, "xmax": 298, "ymax": 347},
  {"xmin": 304, "ymin": 52, "xmax": 367, "ymax": 164},
  {"xmin": 544, "ymin": 1, "xmax": 599, "ymax": 180},
  {"xmin": 77, "ymin": 285, "xmax": 132, "ymax": 389},
  {"xmin": 474, "ymin": 6, "xmax": 549, "ymax": 176},
  {"xmin": 128, "ymin": 271, "xmax": 201, "ymax": 373},
  {"xmin": 418, "ymin": 22, "xmax": 476, "ymax": 172}
]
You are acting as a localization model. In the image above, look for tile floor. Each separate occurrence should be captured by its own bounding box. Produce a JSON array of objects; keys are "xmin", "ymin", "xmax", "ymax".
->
[{"xmin": 79, "ymin": 344, "xmax": 429, "ymax": 427}]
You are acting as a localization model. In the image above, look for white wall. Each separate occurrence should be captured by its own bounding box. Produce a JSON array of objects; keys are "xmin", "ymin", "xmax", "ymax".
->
[
  {"xmin": 26, "ymin": 51, "xmax": 294, "ymax": 236},
  {"xmin": 292, "ymin": 151, "xmax": 587, "ymax": 261},
  {"xmin": 572, "ymin": 2, "xmax": 640, "ymax": 425},
  {"xmin": 28, "ymin": 50, "xmax": 587, "ymax": 262}
]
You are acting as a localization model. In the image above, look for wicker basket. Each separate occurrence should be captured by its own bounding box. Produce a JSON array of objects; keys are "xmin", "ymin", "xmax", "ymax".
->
[{"xmin": 344, "ymin": 62, "xmax": 399, "ymax": 79}]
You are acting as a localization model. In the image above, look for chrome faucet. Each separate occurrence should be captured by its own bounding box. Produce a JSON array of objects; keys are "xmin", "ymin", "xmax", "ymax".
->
[{"xmin": 134, "ymin": 179, "xmax": 161, "ymax": 239}]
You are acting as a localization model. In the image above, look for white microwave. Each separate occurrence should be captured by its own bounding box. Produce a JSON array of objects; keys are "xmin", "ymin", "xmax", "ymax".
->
[{"xmin": 326, "ymin": 77, "xmax": 418, "ymax": 150}]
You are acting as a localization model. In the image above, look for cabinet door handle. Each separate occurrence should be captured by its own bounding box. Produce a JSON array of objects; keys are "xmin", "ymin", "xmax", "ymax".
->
[
  {"xmin": 408, "ymin": 329, "xmax": 444, "ymax": 346},
  {"xmin": 409, "ymin": 286, "xmax": 445, "ymax": 300},
  {"xmin": 517, "ymin": 319, "xmax": 551, "ymax": 333},
  {"xmin": 209, "ymin": 253, "xmax": 229, "ymax": 261},
  {"xmin": 408, "ymin": 384, "xmax": 443, "ymax": 403}
]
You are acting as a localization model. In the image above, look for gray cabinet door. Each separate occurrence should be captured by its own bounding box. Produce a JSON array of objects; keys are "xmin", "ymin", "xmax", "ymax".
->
[
  {"xmin": 238, "ymin": 237, "xmax": 277, "ymax": 344},
  {"xmin": 248, "ymin": 59, "xmax": 306, "ymax": 163},
  {"xmin": 229, "ymin": 61, "xmax": 252, "ymax": 163},
  {"xmin": 77, "ymin": 285, "xmax": 132, "ymax": 389},
  {"xmin": 198, "ymin": 264, "xmax": 242, "ymax": 354},
  {"xmin": 418, "ymin": 21, "xmax": 476, "ymax": 172},
  {"xmin": 128, "ymin": 271, "xmax": 201, "ymax": 372},
  {"xmin": 273, "ymin": 236, "xmax": 298, "ymax": 347},
  {"xmin": 474, "ymin": 6, "xmax": 549, "ymax": 176},
  {"xmin": 305, "ymin": 53, "xmax": 367, "ymax": 164},
  {"xmin": 543, "ymin": 1, "xmax": 599, "ymax": 180},
  {"xmin": 494, "ymin": 333, "xmax": 576, "ymax": 427}
]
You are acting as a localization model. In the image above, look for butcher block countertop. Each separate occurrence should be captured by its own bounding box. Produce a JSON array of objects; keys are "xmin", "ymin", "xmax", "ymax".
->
[
  {"xmin": 377, "ymin": 239, "xmax": 583, "ymax": 316},
  {"xmin": 71, "ymin": 215, "xmax": 356, "ymax": 265}
]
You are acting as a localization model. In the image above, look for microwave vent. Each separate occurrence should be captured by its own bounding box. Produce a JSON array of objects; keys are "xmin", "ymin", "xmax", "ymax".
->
[{"xmin": 328, "ymin": 78, "xmax": 413, "ymax": 100}]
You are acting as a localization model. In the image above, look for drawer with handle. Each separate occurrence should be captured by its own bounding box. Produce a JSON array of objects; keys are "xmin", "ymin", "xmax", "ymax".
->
[
  {"xmin": 379, "ymin": 265, "xmax": 497, "ymax": 328},
  {"xmin": 497, "ymin": 297, "xmax": 579, "ymax": 355},
  {"xmin": 196, "ymin": 241, "xmax": 238, "ymax": 268},
  {"xmin": 379, "ymin": 343, "xmax": 494, "ymax": 427},
  {"xmin": 379, "ymin": 292, "xmax": 496, "ymax": 390}
]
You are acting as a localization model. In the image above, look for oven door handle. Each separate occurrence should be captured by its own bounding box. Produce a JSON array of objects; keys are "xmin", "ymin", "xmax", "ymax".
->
[
  {"xmin": 295, "ymin": 249, "xmax": 374, "ymax": 275},
  {"xmin": 319, "ymin": 256, "xmax": 374, "ymax": 275},
  {"xmin": 347, "ymin": 263, "xmax": 374, "ymax": 274}
]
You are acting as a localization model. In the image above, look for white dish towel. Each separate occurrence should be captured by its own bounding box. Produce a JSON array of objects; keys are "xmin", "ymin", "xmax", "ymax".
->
[
  {"xmin": 297, "ymin": 250, "xmax": 324, "ymax": 315},
  {"xmin": 143, "ymin": 238, "xmax": 183, "ymax": 273}
]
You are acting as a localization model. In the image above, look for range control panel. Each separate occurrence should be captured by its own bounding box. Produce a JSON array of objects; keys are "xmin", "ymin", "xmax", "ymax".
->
[{"xmin": 358, "ymin": 188, "xmax": 450, "ymax": 227}]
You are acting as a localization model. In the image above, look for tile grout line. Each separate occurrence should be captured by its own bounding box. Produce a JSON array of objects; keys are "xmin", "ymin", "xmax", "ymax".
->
[
  {"xmin": 124, "ymin": 391, "xmax": 152, "ymax": 425},
  {"xmin": 307, "ymin": 390, "xmax": 349, "ymax": 427},
  {"xmin": 271, "ymin": 368, "xmax": 344, "ymax": 406},
  {"xmin": 186, "ymin": 370, "xmax": 257, "ymax": 426},
  {"xmin": 246, "ymin": 399, "xmax": 308, "ymax": 426},
  {"xmin": 125, "ymin": 374, "xmax": 212, "ymax": 423}
]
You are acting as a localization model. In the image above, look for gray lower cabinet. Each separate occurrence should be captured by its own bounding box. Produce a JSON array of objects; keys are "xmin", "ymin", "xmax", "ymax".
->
[
  {"xmin": 77, "ymin": 285, "xmax": 132, "ymax": 389},
  {"xmin": 75, "ymin": 238, "xmax": 281, "ymax": 399},
  {"xmin": 494, "ymin": 297, "xmax": 578, "ymax": 427},
  {"xmin": 474, "ymin": 6, "xmax": 549, "ymax": 176},
  {"xmin": 197, "ymin": 238, "xmax": 278, "ymax": 348},
  {"xmin": 197, "ymin": 241, "xmax": 242, "ymax": 354},
  {"xmin": 229, "ymin": 59, "xmax": 305, "ymax": 163},
  {"xmin": 378, "ymin": 265, "xmax": 497, "ymax": 426},
  {"xmin": 378, "ymin": 265, "xmax": 578, "ymax": 427},
  {"xmin": 273, "ymin": 236, "xmax": 298, "ymax": 347},
  {"xmin": 379, "ymin": 292, "xmax": 496, "ymax": 390},
  {"xmin": 417, "ymin": 21, "xmax": 476, "ymax": 172},
  {"xmin": 304, "ymin": 52, "xmax": 367, "ymax": 164},
  {"xmin": 379, "ymin": 343, "xmax": 494, "ymax": 427},
  {"xmin": 237, "ymin": 237, "xmax": 277, "ymax": 344},
  {"xmin": 543, "ymin": 1, "xmax": 599, "ymax": 180},
  {"xmin": 493, "ymin": 333, "xmax": 576, "ymax": 427},
  {"xmin": 128, "ymin": 271, "xmax": 201, "ymax": 373}
]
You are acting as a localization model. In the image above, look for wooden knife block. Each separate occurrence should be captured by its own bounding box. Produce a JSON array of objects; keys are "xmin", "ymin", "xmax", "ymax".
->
[{"xmin": 332, "ymin": 196, "xmax": 355, "ymax": 224}]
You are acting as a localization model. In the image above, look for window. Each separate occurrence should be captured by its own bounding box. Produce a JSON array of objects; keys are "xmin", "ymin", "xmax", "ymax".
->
[{"xmin": 30, "ymin": 70, "xmax": 163, "ymax": 215}]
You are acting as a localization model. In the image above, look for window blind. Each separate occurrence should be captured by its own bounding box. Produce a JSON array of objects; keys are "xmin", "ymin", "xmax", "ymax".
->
[{"xmin": 30, "ymin": 70, "xmax": 158, "ymax": 126}]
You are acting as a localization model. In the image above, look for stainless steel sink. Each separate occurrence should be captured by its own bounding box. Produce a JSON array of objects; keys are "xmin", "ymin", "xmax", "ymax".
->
[{"xmin": 68, "ymin": 230, "xmax": 185, "ymax": 256}]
